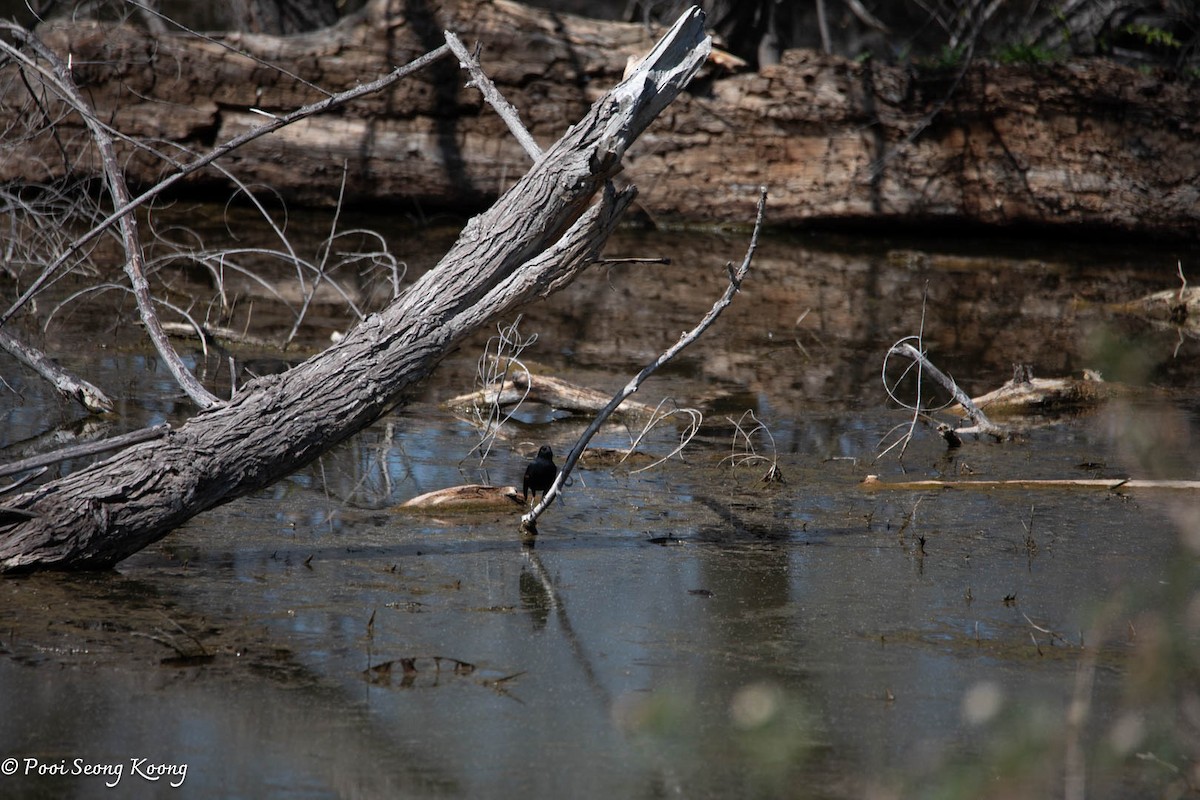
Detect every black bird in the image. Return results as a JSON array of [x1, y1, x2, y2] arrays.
[[523, 445, 558, 503]]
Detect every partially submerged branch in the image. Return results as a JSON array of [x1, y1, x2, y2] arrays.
[[447, 370, 659, 420], [887, 341, 1005, 438], [0, 327, 113, 414], [862, 475, 1200, 491]]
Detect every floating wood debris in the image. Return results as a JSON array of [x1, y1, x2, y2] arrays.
[[1107, 284, 1200, 329], [446, 370, 657, 418], [953, 366, 1115, 417], [398, 484, 525, 512], [861, 475, 1200, 491]]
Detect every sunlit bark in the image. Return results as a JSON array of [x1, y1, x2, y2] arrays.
[[0, 8, 711, 571]]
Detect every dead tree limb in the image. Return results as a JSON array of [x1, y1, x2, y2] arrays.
[[0, 424, 170, 480], [7, 28, 220, 409], [444, 30, 542, 161], [0, 7, 712, 572], [0, 22, 451, 328], [521, 186, 767, 536], [0, 327, 113, 414], [886, 341, 1007, 439]]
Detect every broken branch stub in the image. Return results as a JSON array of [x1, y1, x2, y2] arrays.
[[0, 8, 712, 572]]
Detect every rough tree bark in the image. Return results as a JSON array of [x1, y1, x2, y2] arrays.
[[0, 8, 712, 572], [1, 0, 1195, 236]]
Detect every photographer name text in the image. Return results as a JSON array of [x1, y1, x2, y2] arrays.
[[2, 756, 187, 788]]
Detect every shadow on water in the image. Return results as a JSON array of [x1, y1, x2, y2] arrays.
[[1, 214, 1199, 797]]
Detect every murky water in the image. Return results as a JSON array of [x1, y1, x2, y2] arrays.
[[1, 212, 1198, 798]]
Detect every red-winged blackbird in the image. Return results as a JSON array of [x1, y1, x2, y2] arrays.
[[523, 445, 558, 503]]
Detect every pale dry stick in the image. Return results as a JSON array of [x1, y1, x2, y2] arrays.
[[878, 287, 931, 462], [623, 399, 704, 474], [11, 31, 220, 408], [466, 317, 537, 465], [521, 186, 769, 535], [886, 341, 1006, 438], [1021, 611, 1069, 647], [0, 33, 453, 326], [444, 30, 542, 161]]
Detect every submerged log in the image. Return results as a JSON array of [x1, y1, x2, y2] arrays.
[[446, 371, 658, 418], [2, 0, 1197, 236], [953, 367, 1115, 417], [0, 8, 712, 571]]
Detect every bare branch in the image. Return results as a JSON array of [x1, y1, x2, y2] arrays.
[[0, 327, 113, 413], [0, 424, 170, 480], [521, 185, 767, 535], [7, 28, 220, 409], [886, 341, 1006, 438], [444, 31, 542, 162], [0, 30, 451, 327]]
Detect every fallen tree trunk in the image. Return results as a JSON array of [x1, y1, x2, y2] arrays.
[[2, 0, 1196, 236], [0, 8, 712, 571]]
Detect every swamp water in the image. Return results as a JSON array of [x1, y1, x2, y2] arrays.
[[1, 216, 1198, 799]]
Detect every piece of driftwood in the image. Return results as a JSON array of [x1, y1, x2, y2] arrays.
[[160, 321, 284, 351], [0, 8, 712, 571], [862, 475, 1200, 491], [1109, 283, 1200, 332], [954, 368, 1114, 417], [398, 484, 524, 512], [446, 371, 658, 418]]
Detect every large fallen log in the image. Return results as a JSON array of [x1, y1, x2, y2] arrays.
[[0, 8, 712, 571], [2, 0, 1196, 236]]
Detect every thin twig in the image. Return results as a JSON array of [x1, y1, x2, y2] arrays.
[[0, 32, 451, 327], [444, 31, 542, 162], [521, 186, 768, 534], [9, 29, 219, 407], [0, 424, 171, 479]]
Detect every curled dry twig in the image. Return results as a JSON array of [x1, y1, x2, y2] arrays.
[[721, 409, 783, 483], [624, 398, 704, 474], [879, 290, 1006, 462], [466, 316, 538, 466], [521, 186, 769, 535]]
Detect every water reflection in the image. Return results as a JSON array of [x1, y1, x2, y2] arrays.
[[1, 221, 1196, 797]]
